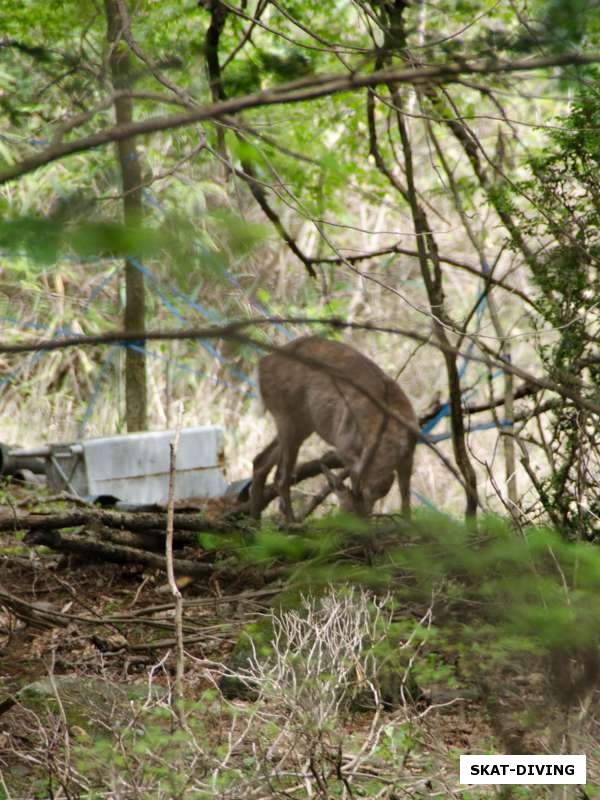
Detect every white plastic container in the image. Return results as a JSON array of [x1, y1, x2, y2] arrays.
[[47, 426, 228, 504]]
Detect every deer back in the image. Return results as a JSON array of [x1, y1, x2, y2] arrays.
[[259, 336, 417, 466]]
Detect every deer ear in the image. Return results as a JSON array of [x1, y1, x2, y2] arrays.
[[320, 462, 355, 510]]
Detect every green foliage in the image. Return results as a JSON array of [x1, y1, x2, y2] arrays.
[[243, 521, 344, 563], [222, 58, 262, 96], [258, 47, 314, 82], [245, 510, 600, 726], [0, 216, 63, 264], [209, 209, 268, 256], [528, 0, 600, 50], [0, 209, 266, 277], [69, 698, 227, 797], [7, 516, 600, 793], [2, 0, 599, 532], [385, 512, 600, 716], [514, 75, 600, 536]]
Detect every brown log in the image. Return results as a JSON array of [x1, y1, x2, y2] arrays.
[[24, 527, 219, 577], [98, 525, 165, 551], [0, 508, 229, 535], [23, 527, 288, 582]]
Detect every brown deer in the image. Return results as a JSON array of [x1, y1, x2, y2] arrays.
[[249, 336, 419, 522]]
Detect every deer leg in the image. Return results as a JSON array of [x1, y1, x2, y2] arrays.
[[398, 448, 414, 521], [250, 437, 280, 519], [275, 434, 303, 525]]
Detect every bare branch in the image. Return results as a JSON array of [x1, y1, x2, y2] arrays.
[[1, 316, 598, 418], [307, 243, 538, 312], [221, 0, 268, 70], [2, 51, 600, 184]]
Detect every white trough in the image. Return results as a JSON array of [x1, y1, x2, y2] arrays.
[[44, 426, 228, 505]]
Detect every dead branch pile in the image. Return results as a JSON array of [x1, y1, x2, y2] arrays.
[[0, 451, 347, 578], [0, 507, 234, 575]]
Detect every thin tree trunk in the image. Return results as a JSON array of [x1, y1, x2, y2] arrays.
[[424, 118, 516, 516], [202, 0, 317, 278], [105, 0, 147, 431], [367, 0, 479, 516], [487, 298, 518, 509], [166, 403, 185, 727]]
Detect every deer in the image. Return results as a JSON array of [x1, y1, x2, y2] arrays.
[[249, 336, 419, 523]]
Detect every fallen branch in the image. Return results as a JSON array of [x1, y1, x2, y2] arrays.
[[22, 524, 291, 583], [0, 508, 231, 535], [0, 453, 348, 535], [99, 525, 166, 551], [2, 317, 594, 417], [0, 586, 69, 629], [24, 527, 221, 577]]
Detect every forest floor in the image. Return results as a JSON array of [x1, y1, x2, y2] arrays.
[[0, 553, 493, 797], [0, 482, 596, 798]]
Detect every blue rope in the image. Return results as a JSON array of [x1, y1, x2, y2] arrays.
[[420, 402, 450, 435], [126, 340, 255, 396], [84, 267, 119, 311], [412, 490, 440, 511], [78, 337, 256, 435], [128, 257, 258, 391], [2, 151, 508, 440], [222, 266, 294, 342], [422, 254, 499, 438], [424, 418, 512, 444], [77, 346, 120, 437], [0, 316, 72, 386], [139, 185, 295, 341], [130, 258, 221, 322]]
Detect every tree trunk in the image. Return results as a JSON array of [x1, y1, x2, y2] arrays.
[[105, 0, 147, 431]]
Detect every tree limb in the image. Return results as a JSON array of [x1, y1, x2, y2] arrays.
[[2, 51, 600, 185]]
